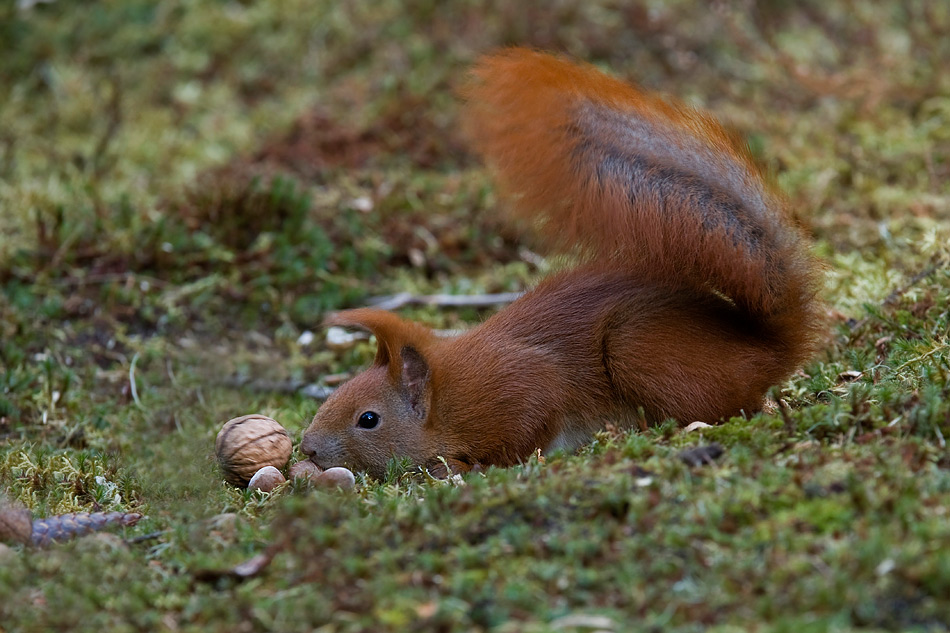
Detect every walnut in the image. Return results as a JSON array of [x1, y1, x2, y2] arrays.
[[215, 414, 292, 487]]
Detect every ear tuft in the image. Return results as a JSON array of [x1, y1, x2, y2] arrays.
[[325, 308, 432, 369]]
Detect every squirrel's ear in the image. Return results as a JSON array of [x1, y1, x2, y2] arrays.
[[325, 309, 413, 368], [399, 345, 431, 420], [325, 309, 435, 379]]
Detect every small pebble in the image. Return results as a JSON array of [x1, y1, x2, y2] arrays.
[[0, 542, 15, 560], [325, 327, 368, 351], [74, 532, 128, 553], [677, 443, 724, 467], [247, 466, 286, 493], [207, 513, 239, 544]]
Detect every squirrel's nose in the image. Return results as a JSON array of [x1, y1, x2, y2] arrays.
[[299, 433, 316, 457], [299, 427, 344, 470]]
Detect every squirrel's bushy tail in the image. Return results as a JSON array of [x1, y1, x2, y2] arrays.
[[462, 48, 822, 366]]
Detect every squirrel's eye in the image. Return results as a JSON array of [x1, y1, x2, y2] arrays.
[[357, 411, 380, 429]]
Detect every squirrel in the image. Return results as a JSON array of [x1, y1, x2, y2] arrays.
[[300, 48, 823, 479]]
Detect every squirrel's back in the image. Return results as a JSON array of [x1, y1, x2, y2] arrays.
[[461, 48, 823, 374]]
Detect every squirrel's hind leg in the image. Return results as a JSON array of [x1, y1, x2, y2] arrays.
[[602, 296, 780, 424]]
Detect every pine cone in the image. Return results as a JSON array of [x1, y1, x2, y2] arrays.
[[30, 512, 143, 547]]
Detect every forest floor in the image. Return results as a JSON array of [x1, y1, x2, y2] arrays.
[[1, 1, 949, 631]]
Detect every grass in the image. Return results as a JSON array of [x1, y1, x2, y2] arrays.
[[1, 0, 949, 631]]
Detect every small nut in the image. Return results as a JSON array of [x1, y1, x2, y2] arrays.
[[247, 466, 286, 493], [288, 460, 324, 482], [207, 513, 239, 543], [315, 467, 356, 490], [215, 414, 292, 487]]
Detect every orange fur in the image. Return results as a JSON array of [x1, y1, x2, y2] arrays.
[[300, 49, 824, 479]]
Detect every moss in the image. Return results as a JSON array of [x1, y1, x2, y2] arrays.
[[2, 0, 950, 631]]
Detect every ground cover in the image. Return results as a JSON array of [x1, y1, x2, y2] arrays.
[[1, 2, 949, 631]]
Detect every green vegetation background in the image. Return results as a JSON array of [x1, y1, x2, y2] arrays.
[[1, 1, 949, 631]]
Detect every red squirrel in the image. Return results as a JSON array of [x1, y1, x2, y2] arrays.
[[300, 48, 823, 478]]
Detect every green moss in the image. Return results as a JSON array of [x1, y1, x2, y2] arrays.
[[2, 0, 950, 631]]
